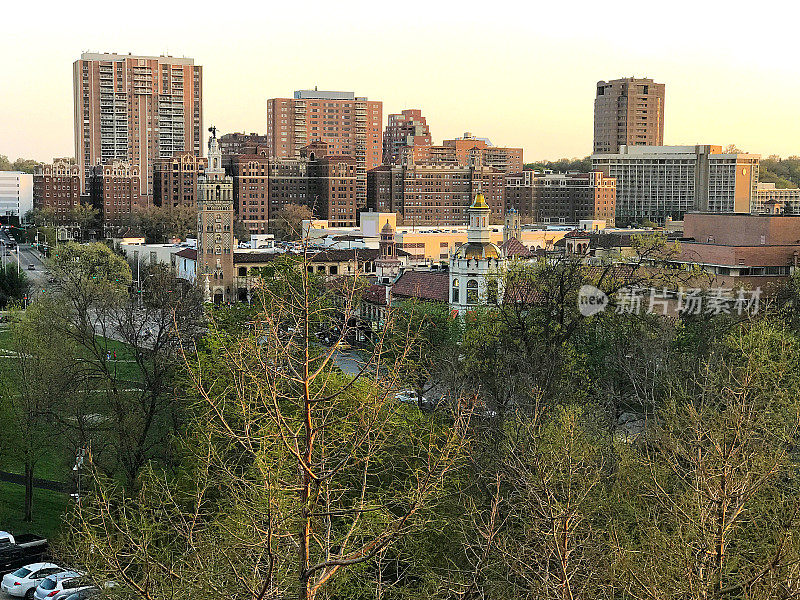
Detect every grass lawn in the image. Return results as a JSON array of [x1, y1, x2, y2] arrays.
[[0, 481, 69, 539], [0, 323, 146, 541]]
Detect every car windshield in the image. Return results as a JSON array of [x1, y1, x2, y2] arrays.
[[12, 567, 32, 577], [40, 578, 57, 590]]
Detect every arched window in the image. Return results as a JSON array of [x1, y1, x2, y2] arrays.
[[452, 278, 459, 303], [466, 279, 478, 305]]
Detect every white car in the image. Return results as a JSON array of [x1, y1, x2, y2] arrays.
[[395, 389, 427, 405], [1, 563, 63, 599], [33, 571, 87, 600]]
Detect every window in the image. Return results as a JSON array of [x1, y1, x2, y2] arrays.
[[466, 279, 478, 304], [452, 278, 459, 303]]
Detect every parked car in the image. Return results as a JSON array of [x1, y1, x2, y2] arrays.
[[61, 587, 101, 600], [394, 389, 428, 405], [27, 264, 36, 270], [32, 571, 84, 600], [0, 533, 49, 576], [1, 563, 62, 598]]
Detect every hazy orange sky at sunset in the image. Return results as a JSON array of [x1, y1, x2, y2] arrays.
[[3, 0, 799, 162]]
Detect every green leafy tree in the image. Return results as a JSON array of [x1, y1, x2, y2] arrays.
[[0, 263, 29, 308]]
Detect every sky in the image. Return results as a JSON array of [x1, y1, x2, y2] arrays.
[[3, 0, 800, 163]]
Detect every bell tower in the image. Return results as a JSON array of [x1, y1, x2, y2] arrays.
[[197, 126, 235, 304]]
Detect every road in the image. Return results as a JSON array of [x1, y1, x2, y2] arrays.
[[0, 229, 47, 287]]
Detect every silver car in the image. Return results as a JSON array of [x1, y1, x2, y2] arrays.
[[32, 571, 84, 600]]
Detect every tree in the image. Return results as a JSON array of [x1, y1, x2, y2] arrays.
[[621, 321, 800, 598], [65, 255, 467, 600], [0, 263, 29, 308], [0, 302, 77, 521], [233, 219, 251, 243], [130, 205, 197, 243], [70, 202, 100, 240], [385, 299, 461, 410], [272, 203, 313, 241]]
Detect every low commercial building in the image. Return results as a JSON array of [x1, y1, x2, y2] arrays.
[[505, 170, 616, 225], [753, 183, 800, 214], [0, 171, 33, 222], [671, 211, 800, 293], [592, 145, 760, 224]]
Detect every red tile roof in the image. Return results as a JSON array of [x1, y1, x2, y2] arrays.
[[391, 271, 450, 303], [175, 248, 197, 260], [500, 237, 534, 258]]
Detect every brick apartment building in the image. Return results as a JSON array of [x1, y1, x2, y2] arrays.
[[33, 159, 84, 224], [368, 163, 505, 226], [594, 77, 665, 154], [504, 171, 616, 224], [73, 52, 203, 200], [383, 109, 431, 165], [153, 151, 208, 209], [87, 161, 144, 229], [218, 132, 269, 156], [399, 133, 523, 173], [266, 90, 382, 213], [231, 142, 358, 234]]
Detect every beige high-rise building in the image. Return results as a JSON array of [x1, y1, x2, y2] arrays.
[[266, 90, 382, 212], [73, 52, 203, 200], [593, 77, 664, 154]]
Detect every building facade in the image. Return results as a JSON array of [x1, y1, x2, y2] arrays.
[[592, 145, 759, 224], [0, 172, 33, 222], [504, 170, 616, 225], [218, 132, 269, 156], [266, 90, 382, 212], [197, 133, 235, 303], [152, 151, 208, 209], [73, 52, 203, 198], [753, 183, 800, 214], [87, 161, 143, 230], [441, 133, 523, 173], [594, 77, 665, 154], [383, 109, 431, 165], [368, 163, 505, 226], [33, 160, 82, 224], [449, 194, 506, 314]]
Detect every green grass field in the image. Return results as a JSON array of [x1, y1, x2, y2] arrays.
[[0, 482, 69, 538], [0, 323, 145, 540]]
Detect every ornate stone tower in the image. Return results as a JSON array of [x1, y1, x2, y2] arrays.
[[197, 127, 235, 304], [375, 221, 402, 283], [504, 207, 521, 243], [449, 193, 506, 315]]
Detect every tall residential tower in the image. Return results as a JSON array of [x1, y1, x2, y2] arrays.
[[593, 77, 664, 154], [73, 52, 203, 199]]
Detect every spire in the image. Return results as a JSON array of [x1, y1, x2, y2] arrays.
[[467, 194, 491, 244]]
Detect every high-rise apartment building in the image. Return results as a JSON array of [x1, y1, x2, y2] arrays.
[[266, 90, 382, 212], [73, 52, 203, 199], [33, 160, 83, 224], [594, 77, 665, 154], [592, 145, 760, 224], [504, 171, 616, 225], [441, 133, 523, 173], [383, 109, 431, 165], [153, 152, 208, 209], [0, 172, 33, 222], [368, 163, 505, 226]]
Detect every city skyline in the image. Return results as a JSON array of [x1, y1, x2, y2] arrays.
[[3, 0, 800, 163]]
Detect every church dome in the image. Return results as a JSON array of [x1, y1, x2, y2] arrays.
[[471, 193, 490, 210], [454, 241, 502, 260], [381, 221, 394, 233]]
